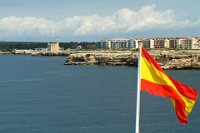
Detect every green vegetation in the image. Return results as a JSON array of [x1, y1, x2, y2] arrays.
[[0, 42, 47, 51], [60, 42, 99, 49], [0, 41, 100, 51]]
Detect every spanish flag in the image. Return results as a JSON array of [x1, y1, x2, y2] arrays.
[[140, 48, 198, 124]]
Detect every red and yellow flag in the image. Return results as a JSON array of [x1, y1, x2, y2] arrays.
[[140, 48, 198, 124]]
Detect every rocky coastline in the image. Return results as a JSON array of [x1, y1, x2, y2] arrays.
[[64, 50, 200, 69], [31, 51, 70, 56], [0, 50, 70, 56]]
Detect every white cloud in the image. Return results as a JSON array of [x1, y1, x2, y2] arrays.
[[0, 4, 200, 39], [0, 16, 58, 35]]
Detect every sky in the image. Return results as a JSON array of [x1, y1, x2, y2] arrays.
[[0, 0, 200, 42]]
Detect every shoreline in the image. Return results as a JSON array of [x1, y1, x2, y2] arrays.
[[0, 50, 70, 56], [1, 49, 200, 70], [64, 49, 200, 70]]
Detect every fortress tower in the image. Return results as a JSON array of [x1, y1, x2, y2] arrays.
[[48, 42, 60, 53]]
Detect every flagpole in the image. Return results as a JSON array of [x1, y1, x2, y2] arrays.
[[135, 44, 142, 133]]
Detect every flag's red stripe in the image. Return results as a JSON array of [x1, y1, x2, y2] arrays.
[[169, 77, 198, 101], [174, 99, 187, 124], [141, 79, 182, 100], [141, 79, 187, 124]]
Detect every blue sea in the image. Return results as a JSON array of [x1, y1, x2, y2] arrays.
[[0, 55, 199, 133]]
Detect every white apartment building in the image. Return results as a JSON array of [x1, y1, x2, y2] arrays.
[[100, 38, 130, 49], [100, 37, 200, 49], [176, 38, 192, 49], [168, 38, 178, 49], [191, 37, 200, 49], [150, 38, 166, 49]]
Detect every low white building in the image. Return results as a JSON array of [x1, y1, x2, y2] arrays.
[[34, 48, 48, 52]]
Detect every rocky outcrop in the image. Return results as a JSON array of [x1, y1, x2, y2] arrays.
[[32, 51, 70, 56], [0, 51, 12, 54], [65, 53, 137, 66], [64, 50, 200, 69], [159, 54, 200, 69], [11, 49, 71, 56]]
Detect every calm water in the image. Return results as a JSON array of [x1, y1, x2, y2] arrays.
[[0, 55, 199, 133]]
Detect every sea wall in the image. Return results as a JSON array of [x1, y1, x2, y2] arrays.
[[64, 50, 200, 69]]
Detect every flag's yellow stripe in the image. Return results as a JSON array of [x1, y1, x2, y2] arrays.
[[182, 95, 195, 115], [141, 57, 174, 86]]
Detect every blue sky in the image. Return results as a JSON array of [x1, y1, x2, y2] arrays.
[[0, 0, 200, 41]]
